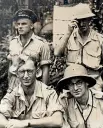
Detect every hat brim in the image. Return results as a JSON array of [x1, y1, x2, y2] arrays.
[[57, 75, 96, 90], [76, 13, 95, 19]]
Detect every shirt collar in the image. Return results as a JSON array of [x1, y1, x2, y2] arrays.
[[74, 90, 97, 109], [34, 80, 44, 98], [88, 29, 99, 41], [17, 33, 35, 47], [16, 80, 44, 101], [73, 28, 98, 42], [30, 33, 36, 40]]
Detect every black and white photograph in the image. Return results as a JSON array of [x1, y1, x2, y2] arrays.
[[0, 0, 103, 128]]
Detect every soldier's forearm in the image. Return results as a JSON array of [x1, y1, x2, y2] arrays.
[[0, 113, 9, 128], [23, 112, 63, 128], [54, 32, 71, 56]]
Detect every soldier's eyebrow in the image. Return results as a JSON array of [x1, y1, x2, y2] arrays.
[[21, 22, 27, 25], [17, 22, 27, 25]]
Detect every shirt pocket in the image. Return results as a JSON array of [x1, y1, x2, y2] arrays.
[[32, 110, 47, 119], [32, 99, 47, 119], [83, 41, 101, 69], [12, 101, 25, 119], [23, 49, 40, 60]]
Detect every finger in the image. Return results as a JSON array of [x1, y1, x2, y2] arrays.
[[71, 21, 78, 28], [72, 19, 78, 23], [68, 20, 78, 28], [6, 120, 14, 128], [6, 124, 14, 128]]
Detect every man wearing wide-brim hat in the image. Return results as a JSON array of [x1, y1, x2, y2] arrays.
[[7, 9, 51, 91], [57, 64, 103, 128], [54, 3, 103, 92]]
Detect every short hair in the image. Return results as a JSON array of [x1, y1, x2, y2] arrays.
[[17, 57, 37, 71]]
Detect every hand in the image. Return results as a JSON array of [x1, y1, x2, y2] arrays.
[[67, 20, 78, 33], [5, 119, 27, 128]]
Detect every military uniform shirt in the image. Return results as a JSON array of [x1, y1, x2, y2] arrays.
[[0, 80, 62, 120], [8, 33, 51, 65], [57, 28, 103, 70], [59, 90, 103, 128]]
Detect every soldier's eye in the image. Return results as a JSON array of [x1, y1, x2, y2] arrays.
[[18, 70, 25, 74], [22, 23, 27, 25], [17, 23, 20, 25]]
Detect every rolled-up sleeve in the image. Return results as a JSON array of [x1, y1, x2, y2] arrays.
[[0, 92, 15, 118], [40, 42, 51, 66]]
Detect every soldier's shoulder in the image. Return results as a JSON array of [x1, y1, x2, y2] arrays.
[[91, 30, 103, 43], [96, 32, 103, 38], [7, 86, 19, 94], [9, 36, 19, 47], [33, 34, 47, 43], [11, 35, 19, 40], [10, 36, 19, 43], [92, 29, 103, 39], [92, 89, 103, 99], [39, 82, 56, 96]]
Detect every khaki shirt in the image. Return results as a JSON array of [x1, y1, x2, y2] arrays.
[[59, 90, 103, 128], [0, 80, 62, 120], [65, 29, 103, 70], [8, 33, 51, 74]]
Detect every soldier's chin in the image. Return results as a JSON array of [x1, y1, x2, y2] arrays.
[[80, 27, 87, 32], [22, 82, 31, 87], [19, 32, 25, 35], [18, 31, 25, 35], [72, 92, 82, 98]]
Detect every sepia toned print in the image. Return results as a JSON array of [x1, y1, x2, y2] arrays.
[[0, 0, 103, 128]]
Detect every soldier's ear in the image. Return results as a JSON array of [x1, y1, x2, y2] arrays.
[[30, 23, 34, 30], [86, 82, 89, 87]]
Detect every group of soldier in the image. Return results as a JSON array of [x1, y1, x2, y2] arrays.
[[0, 2, 103, 128]]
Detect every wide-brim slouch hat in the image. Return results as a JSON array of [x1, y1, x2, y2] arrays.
[[69, 3, 95, 20], [57, 64, 96, 90]]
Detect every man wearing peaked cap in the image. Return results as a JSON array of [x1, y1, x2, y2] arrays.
[[58, 64, 103, 128], [54, 3, 103, 92], [13, 9, 37, 23], [7, 9, 51, 91]]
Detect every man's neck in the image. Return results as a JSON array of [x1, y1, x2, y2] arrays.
[[20, 31, 33, 47], [76, 90, 89, 109]]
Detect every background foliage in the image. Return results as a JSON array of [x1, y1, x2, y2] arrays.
[[0, 0, 103, 93]]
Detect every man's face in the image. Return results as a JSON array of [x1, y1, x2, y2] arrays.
[[68, 77, 88, 98], [17, 18, 34, 35], [77, 18, 90, 33], [18, 61, 36, 87]]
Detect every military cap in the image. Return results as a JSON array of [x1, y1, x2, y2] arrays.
[[57, 64, 96, 90], [72, 3, 95, 20], [13, 9, 37, 23]]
